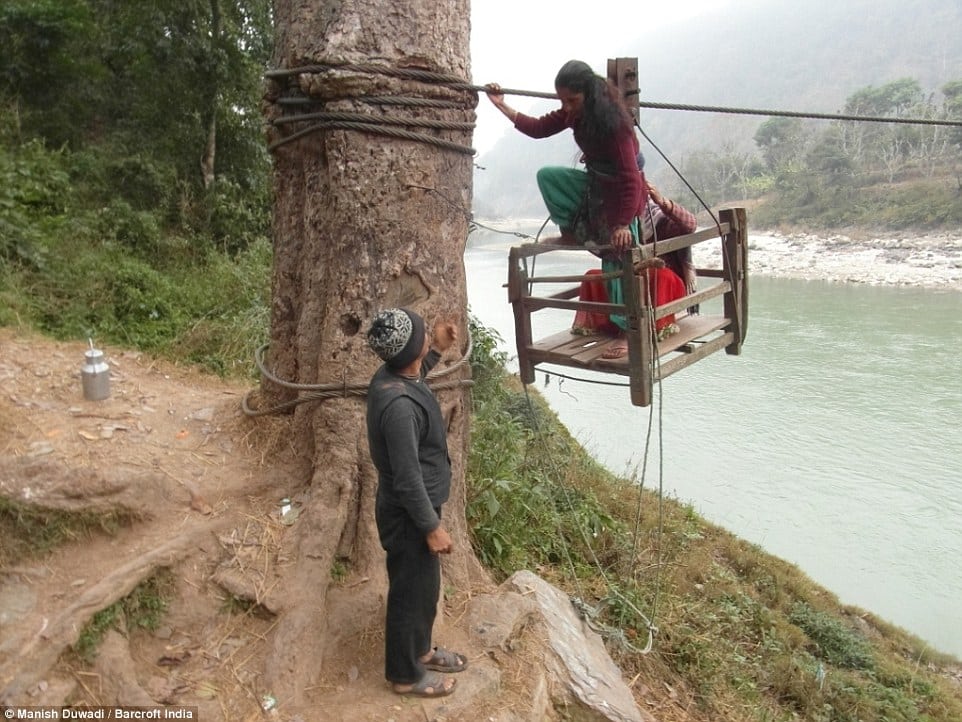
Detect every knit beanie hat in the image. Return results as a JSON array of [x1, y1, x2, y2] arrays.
[[367, 308, 426, 369]]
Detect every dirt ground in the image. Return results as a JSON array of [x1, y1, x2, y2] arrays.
[[0, 326, 287, 715], [0, 327, 464, 721], [2, 327, 696, 722]]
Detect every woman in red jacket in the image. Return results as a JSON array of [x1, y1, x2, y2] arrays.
[[486, 59, 647, 358]]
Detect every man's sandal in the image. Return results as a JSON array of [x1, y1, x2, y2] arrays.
[[422, 646, 468, 673], [394, 671, 457, 698]]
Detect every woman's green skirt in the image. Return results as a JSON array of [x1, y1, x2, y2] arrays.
[[536, 166, 639, 331]]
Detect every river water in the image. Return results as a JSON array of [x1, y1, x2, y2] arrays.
[[464, 224, 962, 658]]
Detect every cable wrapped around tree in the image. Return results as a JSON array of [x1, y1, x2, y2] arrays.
[[241, 337, 474, 417]]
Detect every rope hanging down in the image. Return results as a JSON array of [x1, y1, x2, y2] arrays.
[[519, 375, 663, 656], [514, 250, 673, 656], [241, 337, 474, 418]]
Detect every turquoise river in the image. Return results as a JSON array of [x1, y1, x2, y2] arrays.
[[464, 225, 962, 658]]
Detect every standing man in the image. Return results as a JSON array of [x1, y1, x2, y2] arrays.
[[365, 308, 468, 698]]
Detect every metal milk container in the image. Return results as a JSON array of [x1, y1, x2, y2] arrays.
[[81, 343, 111, 401]]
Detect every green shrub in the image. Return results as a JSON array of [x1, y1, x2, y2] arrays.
[[790, 602, 874, 670], [0, 138, 71, 263], [201, 178, 272, 255], [468, 312, 508, 397], [465, 328, 622, 576]]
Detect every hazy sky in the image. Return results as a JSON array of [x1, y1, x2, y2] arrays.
[[469, 0, 733, 153]]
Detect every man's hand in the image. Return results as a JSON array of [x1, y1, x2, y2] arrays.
[[432, 321, 458, 353], [426, 525, 453, 555]]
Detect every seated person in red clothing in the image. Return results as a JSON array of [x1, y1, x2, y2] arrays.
[[572, 265, 686, 341], [573, 185, 698, 342]]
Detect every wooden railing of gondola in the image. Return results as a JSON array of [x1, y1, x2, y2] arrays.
[[507, 207, 748, 407]]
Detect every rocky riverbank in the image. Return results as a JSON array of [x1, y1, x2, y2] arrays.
[[478, 219, 962, 290], [695, 230, 962, 289]]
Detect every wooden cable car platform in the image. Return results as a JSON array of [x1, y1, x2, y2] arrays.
[[507, 207, 748, 406]]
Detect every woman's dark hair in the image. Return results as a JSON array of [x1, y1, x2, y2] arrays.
[[554, 59, 632, 139]]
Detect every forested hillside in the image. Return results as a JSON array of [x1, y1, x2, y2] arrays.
[[473, 0, 962, 227], [0, 0, 273, 371]]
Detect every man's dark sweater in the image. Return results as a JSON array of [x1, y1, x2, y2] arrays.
[[366, 350, 451, 535]]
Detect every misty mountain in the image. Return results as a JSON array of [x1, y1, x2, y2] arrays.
[[472, 0, 962, 219]]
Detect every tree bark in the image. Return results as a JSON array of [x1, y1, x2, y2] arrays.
[[261, 0, 484, 705], [200, 0, 220, 189]]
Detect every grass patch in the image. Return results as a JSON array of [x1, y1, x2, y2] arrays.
[[330, 559, 348, 583], [73, 571, 173, 662], [0, 497, 139, 567]]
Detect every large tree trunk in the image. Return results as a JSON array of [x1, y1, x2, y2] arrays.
[[260, 0, 484, 706]]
